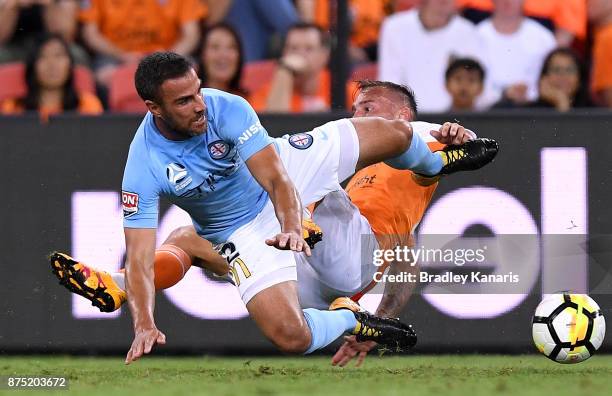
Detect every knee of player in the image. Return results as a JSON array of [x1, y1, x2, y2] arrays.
[[270, 322, 311, 354], [165, 226, 195, 245], [390, 119, 413, 150]]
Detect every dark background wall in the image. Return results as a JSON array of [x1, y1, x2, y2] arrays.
[[0, 112, 611, 354]]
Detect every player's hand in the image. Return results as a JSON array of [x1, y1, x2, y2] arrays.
[[331, 335, 377, 367], [430, 122, 474, 145], [125, 327, 166, 365], [265, 232, 312, 256]]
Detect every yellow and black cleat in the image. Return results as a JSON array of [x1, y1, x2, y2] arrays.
[[330, 297, 417, 351], [302, 217, 323, 249], [437, 138, 499, 175], [49, 252, 126, 313]]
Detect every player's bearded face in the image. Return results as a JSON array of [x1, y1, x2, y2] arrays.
[[158, 70, 208, 137], [161, 107, 207, 137]]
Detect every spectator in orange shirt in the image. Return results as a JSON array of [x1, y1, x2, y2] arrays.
[[589, 0, 612, 108], [80, 0, 206, 86], [1, 33, 103, 120], [296, 0, 389, 63], [249, 23, 357, 113], [196, 23, 248, 99]]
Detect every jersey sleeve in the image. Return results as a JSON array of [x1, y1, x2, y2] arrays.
[[121, 147, 160, 228], [216, 93, 273, 161]]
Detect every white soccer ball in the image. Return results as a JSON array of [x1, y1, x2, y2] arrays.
[[532, 293, 606, 364]]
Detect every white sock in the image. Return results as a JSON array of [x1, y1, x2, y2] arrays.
[[111, 272, 126, 290]]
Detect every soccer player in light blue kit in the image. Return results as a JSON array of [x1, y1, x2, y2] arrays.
[[88, 53, 496, 363]]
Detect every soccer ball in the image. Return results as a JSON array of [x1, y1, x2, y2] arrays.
[[532, 293, 606, 363]]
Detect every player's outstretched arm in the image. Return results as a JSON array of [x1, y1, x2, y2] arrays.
[[245, 145, 311, 256], [124, 228, 166, 365]]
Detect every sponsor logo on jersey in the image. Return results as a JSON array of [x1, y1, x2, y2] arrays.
[[166, 163, 193, 192], [122, 191, 139, 218], [208, 140, 230, 160], [237, 121, 264, 145], [288, 133, 314, 150]]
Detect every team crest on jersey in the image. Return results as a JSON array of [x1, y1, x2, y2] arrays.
[[288, 133, 313, 150], [122, 191, 138, 218], [208, 140, 230, 160], [166, 163, 193, 192]]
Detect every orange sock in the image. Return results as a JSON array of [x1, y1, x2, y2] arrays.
[[153, 244, 192, 289], [118, 244, 192, 290]]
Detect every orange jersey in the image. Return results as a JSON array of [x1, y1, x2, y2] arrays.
[[310, 0, 389, 47], [79, 0, 207, 53], [346, 135, 445, 244], [592, 24, 612, 92]]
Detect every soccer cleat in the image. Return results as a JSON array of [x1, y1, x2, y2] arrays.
[[302, 217, 323, 249], [437, 138, 499, 175], [329, 296, 364, 313], [329, 297, 417, 351], [49, 252, 126, 312]]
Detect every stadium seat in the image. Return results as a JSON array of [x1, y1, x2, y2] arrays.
[[108, 63, 147, 113], [241, 60, 277, 94], [394, 0, 420, 12], [0, 62, 96, 102], [0, 63, 26, 102], [350, 62, 378, 82], [74, 66, 96, 95]]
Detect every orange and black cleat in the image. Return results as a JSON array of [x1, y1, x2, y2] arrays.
[[49, 252, 126, 312]]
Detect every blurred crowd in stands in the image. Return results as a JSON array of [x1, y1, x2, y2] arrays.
[[0, 0, 610, 119]]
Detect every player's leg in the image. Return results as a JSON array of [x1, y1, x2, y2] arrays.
[[50, 217, 325, 313], [226, 202, 416, 354], [349, 117, 498, 177], [275, 119, 497, 210], [49, 225, 229, 312], [161, 226, 229, 276], [297, 190, 379, 309], [246, 280, 359, 353]]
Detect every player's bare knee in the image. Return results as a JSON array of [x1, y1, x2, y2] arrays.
[[164, 226, 195, 245], [389, 119, 413, 153], [270, 322, 311, 354]]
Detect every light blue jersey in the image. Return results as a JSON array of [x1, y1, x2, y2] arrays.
[[121, 88, 273, 244]]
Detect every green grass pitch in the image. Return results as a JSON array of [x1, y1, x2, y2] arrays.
[[1, 355, 611, 396]]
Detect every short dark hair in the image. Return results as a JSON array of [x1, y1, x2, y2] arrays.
[[285, 22, 331, 48], [135, 52, 194, 102], [445, 58, 485, 82], [356, 80, 418, 116]]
